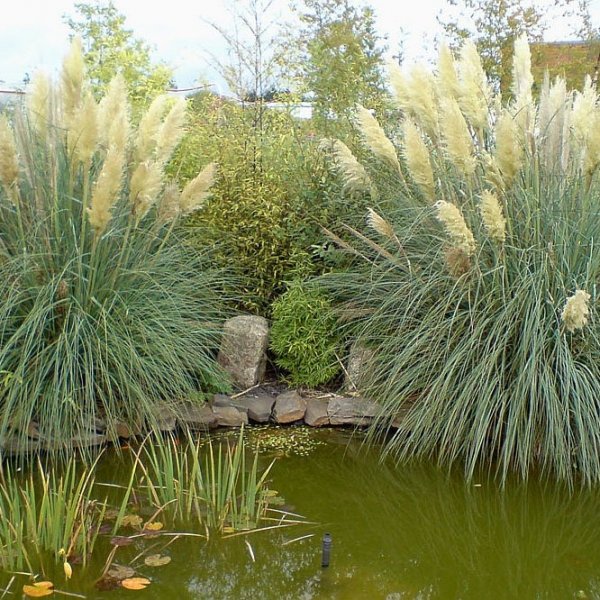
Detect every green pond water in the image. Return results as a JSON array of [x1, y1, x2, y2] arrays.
[[6, 427, 600, 599]]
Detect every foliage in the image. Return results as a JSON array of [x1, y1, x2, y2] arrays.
[[0, 40, 230, 454], [136, 429, 282, 534], [270, 280, 341, 387], [437, 0, 585, 94], [64, 1, 172, 108], [171, 94, 361, 315], [320, 38, 600, 485], [289, 0, 389, 135]]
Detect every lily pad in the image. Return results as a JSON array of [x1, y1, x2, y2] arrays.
[[144, 554, 171, 567], [23, 582, 54, 597], [121, 577, 151, 590], [108, 564, 135, 580]]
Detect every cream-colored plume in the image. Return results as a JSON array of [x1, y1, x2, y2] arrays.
[[158, 182, 182, 223], [435, 200, 476, 256], [61, 37, 85, 122], [27, 71, 51, 138], [388, 60, 410, 112], [319, 138, 373, 195], [537, 76, 571, 171], [402, 119, 435, 201], [440, 98, 476, 176], [130, 161, 164, 219], [408, 66, 439, 139], [511, 34, 534, 135], [572, 77, 600, 177], [98, 75, 130, 154], [437, 44, 460, 101], [356, 106, 402, 174], [0, 115, 20, 195], [135, 95, 169, 163], [494, 110, 522, 185], [155, 98, 187, 166], [367, 207, 395, 239], [457, 40, 489, 131], [88, 147, 125, 236], [67, 92, 98, 168], [561, 289, 591, 333], [179, 162, 217, 216], [479, 190, 506, 243]]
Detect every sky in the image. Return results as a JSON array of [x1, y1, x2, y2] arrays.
[[0, 0, 599, 93]]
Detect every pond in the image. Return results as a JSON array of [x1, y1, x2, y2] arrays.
[[4, 427, 600, 599]]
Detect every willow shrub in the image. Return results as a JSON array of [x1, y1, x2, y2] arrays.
[[320, 37, 600, 485], [0, 39, 231, 453]]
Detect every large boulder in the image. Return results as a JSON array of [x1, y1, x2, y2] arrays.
[[273, 390, 306, 424], [218, 316, 269, 389], [327, 396, 379, 426], [344, 342, 376, 393]]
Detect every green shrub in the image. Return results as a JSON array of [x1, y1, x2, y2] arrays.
[[320, 38, 600, 485], [0, 40, 230, 453], [169, 94, 368, 315], [270, 280, 341, 387]]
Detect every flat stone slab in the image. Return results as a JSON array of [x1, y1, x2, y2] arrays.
[[273, 390, 306, 424], [230, 394, 274, 423], [304, 398, 330, 427], [213, 405, 248, 427], [178, 404, 219, 430], [327, 396, 379, 426], [218, 315, 269, 389]]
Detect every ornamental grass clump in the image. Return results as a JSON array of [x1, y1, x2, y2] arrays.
[[0, 39, 230, 454], [321, 35, 600, 485]]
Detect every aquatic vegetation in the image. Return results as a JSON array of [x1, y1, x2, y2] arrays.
[[320, 36, 600, 485], [0, 39, 231, 453]]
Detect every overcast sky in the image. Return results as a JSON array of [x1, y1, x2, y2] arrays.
[[1, 0, 598, 93]]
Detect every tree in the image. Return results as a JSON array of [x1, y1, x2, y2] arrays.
[[438, 0, 583, 94], [64, 1, 172, 108], [289, 0, 389, 132]]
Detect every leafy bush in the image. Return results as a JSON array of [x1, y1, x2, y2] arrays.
[[320, 38, 600, 485], [0, 39, 230, 453], [169, 93, 368, 315], [270, 280, 341, 387]]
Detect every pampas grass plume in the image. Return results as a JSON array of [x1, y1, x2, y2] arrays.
[[155, 97, 187, 166], [158, 182, 181, 223], [457, 40, 489, 131], [88, 147, 124, 235], [356, 105, 401, 174], [388, 60, 410, 111], [494, 110, 522, 185], [440, 98, 476, 176], [511, 34, 534, 135], [437, 44, 460, 100], [561, 290, 591, 333], [408, 65, 439, 139], [61, 37, 85, 121], [320, 138, 373, 194], [98, 75, 130, 154], [179, 162, 218, 215], [27, 71, 51, 138], [367, 207, 395, 239], [68, 92, 98, 168], [436, 200, 476, 256], [402, 119, 434, 201], [479, 189, 506, 243], [130, 161, 164, 218], [135, 94, 169, 163], [0, 115, 20, 194]]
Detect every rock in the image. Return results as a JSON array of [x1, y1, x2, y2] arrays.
[[114, 421, 143, 439], [218, 315, 269, 389], [273, 391, 306, 424], [344, 342, 376, 393], [243, 394, 275, 423], [213, 405, 248, 427], [304, 398, 330, 427], [327, 396, 379, 426], [211, 394, 233, 408], [178, 404, 219, 430], [150, 402, 177, 432], [71, 432, 106, 448]]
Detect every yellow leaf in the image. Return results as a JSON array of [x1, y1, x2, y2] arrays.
[[144, 554, 171, 567], [121, 577, 151, 590], [222, 526, 235, 534], [63, 561, 73, 580], [23, 582, 54, 597], [143, 521, 163, 531]]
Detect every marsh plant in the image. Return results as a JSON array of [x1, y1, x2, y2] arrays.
[[0, 39, 230, 452], [321, 37, 600, 485], [136, 429, 279, 535]]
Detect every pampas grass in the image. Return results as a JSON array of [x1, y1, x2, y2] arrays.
[[0, 40, 230, 455], [320, 37, 600, 486]]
